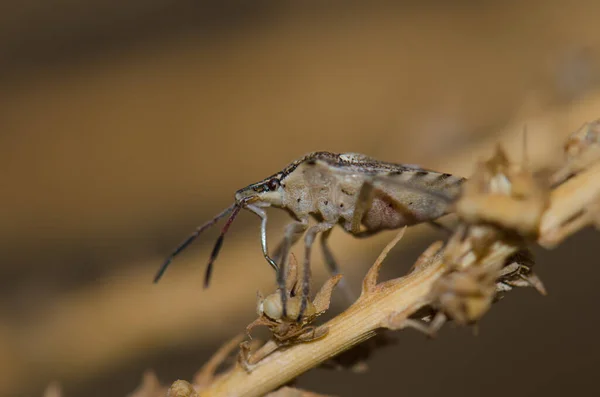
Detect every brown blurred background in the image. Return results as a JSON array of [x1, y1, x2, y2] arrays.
[[2, 1, 600, 396]]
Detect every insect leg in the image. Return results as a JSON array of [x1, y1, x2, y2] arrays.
[[273, 221, 309, 265], [320, 229, 355, 302], [245, 204, 278, 271], [274, 220, 308, 318], [349, 178, 375, 234], [299, 222, 336, 321]]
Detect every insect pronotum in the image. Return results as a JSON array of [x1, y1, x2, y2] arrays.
[[154, 152, 465, 320]]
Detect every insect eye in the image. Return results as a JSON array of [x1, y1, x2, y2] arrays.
[[267, 178, 280, 191]]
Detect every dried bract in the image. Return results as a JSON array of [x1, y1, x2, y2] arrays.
[[428, 248, 544, 331], [538, 122, 600, 247], [552, 119, 600, 184], [431, 265, 498, 326], [540, 159, 600, 247], [496, 250, 546, 295], [128, 371, 165, 397]]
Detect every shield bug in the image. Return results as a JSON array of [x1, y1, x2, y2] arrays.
[[154, 152, 465, 319]]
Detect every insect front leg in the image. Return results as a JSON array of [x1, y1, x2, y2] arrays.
[[299, 222, 336, 321], [245, 204, 278, 271], [273, 220, 309, 265], [273, 219, 309, 318]]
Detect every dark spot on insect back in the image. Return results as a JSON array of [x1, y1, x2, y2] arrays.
[[306, 159, 316, 165], [297, 198, 301, 203], [324, 200, 329, 205], [340, 203, 344, 208], [435, 173, 452, 183], [415, 171, 429, 177]]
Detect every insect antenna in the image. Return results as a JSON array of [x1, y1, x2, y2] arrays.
[[204, 204, 243, 288], [154, 203, 237, 283]]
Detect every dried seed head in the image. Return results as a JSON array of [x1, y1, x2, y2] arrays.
[[431, 266, 498, 325], [167, 380, 197, 397], [259, 293, 284, 320], [455, 146, 549, 238], [259, 293, 317, 322]]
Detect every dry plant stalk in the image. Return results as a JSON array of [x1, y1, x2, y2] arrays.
[[161, 121, 600, 397]]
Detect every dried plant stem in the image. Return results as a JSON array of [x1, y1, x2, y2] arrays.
[[539, 161, 600, 246], [202, 258, 444, 397], [195, 159, 600, 397]]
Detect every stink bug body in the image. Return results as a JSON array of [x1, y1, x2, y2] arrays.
[[155, 152, 465, 319]]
